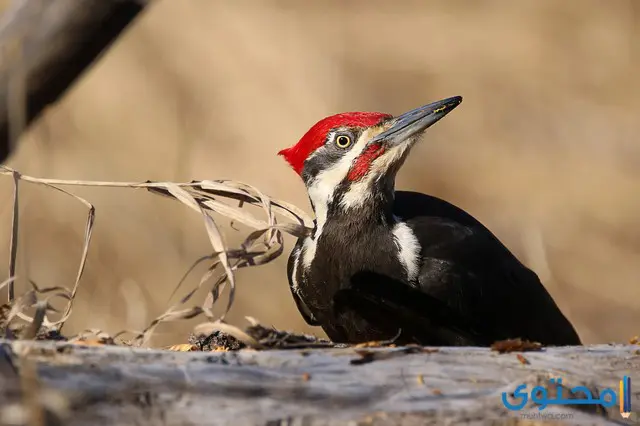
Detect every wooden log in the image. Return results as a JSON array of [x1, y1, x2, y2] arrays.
[[0, 0, 149, 163], [0, 339, 638, 425]]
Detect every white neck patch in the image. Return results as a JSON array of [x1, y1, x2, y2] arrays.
[[391, 218, 421, 283]]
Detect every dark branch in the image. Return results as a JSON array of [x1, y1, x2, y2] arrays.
[[0, 0, 150, 163]]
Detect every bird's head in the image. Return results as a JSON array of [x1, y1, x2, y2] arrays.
[[278, 96, 462, 225]]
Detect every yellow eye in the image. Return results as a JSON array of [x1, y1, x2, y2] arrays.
[[335, 135, 352, 148]]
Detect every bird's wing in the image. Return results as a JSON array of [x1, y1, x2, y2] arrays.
[[405, 216, 582, 346], [390, 191, 580, 345], [333, 270, 490, 346], [286, 240, 321, 326], [335, 217, 580, 346]]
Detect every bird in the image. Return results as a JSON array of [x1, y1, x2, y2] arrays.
[[277, 96, 581, 347]]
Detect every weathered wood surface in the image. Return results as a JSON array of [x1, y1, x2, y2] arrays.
[[0, 340, 638, 425], [0, 0, 149, 162]]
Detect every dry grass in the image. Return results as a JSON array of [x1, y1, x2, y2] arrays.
[[1, 0, 639, 346], [0, 165, 314, 346]]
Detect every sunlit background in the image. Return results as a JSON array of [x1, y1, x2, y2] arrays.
[[1, 0, 638, 346]]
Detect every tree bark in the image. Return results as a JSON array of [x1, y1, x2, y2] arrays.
[[0, 0, 149, 163], [0, 339, 637, 425]]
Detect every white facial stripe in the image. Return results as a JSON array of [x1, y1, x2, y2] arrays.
[[290, 246, 301, 292], [391, 220, 421, 282], [306, 128, 375, 233], [301, 237, 315, 271]]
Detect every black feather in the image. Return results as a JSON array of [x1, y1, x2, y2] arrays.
[[287, 190, 582, 346]]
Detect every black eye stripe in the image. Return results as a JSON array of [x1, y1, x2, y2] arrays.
[[302, 128, 363, 183]]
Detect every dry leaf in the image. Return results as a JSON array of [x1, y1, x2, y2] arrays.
[[166, 344, 196, 352], [491, 338, 543, 354]]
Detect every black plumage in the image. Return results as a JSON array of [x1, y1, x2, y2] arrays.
[[280, 96, 581, 347], [287, 191, 581, 346]]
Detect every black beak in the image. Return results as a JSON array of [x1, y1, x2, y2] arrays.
[[369, 96, 462, 147]]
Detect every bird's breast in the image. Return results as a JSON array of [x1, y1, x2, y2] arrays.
[[293, 221, 413, 313]]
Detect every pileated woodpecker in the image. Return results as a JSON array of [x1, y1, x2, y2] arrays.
[[278, 96, 581, 346]]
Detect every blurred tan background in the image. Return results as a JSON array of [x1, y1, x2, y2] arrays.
[[1, 0, 638, 346]]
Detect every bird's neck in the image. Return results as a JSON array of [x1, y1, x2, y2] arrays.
[[309, 181, 397, 240]]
